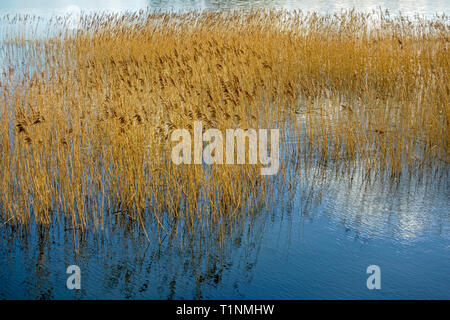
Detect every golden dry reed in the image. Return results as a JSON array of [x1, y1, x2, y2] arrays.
[[0, 9, 448, 233]]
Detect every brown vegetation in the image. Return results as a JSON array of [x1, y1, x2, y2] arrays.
[[0, 10, 448, 233]]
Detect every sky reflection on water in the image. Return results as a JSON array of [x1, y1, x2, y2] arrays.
[[1, 162, 448, 299]]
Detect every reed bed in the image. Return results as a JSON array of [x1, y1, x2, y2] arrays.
[[0, 9, 448, 234]]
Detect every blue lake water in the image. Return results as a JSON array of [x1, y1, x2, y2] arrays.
[[0, 0, 449, 300], [0, 0, 448, 17]]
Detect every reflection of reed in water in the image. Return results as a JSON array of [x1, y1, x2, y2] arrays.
[[0, 156, 447, 299], [0, 190, 272, 299]]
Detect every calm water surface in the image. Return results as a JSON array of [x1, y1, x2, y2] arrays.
[[0, 0, 448, 16], [0, 1, 449, 299]]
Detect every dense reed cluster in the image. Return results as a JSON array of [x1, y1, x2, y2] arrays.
[[0, 10, 448, 234]]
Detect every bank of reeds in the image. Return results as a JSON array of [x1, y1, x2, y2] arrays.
[[0, 10, 448, 232]]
